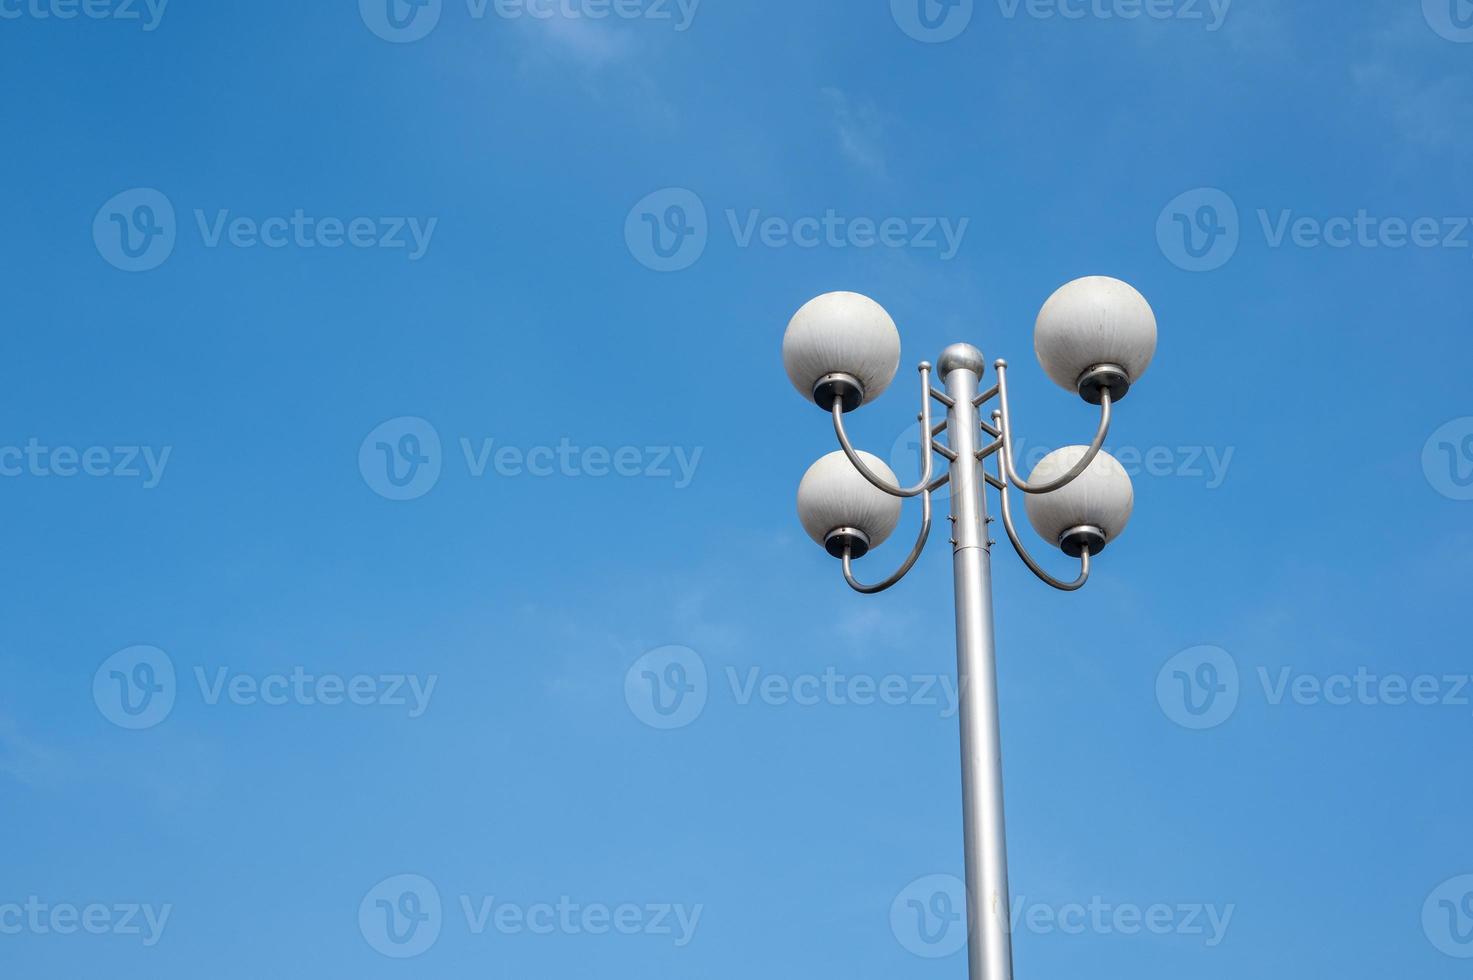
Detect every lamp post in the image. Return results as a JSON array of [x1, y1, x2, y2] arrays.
[[784, 277, 1157, 980]]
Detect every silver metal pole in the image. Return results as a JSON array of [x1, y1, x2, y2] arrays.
[[939, 344, 1014, 980]]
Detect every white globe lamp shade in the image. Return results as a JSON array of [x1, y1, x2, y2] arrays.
[[783, 292, 901, 413], [1022, 447, 1134, 557], [1033, 276, 1157, 404], [797, 451, 904, 558]]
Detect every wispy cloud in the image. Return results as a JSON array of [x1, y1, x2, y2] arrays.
[[821, 87, 890, 178], [1352, 59, 1472, 152], [0, 713, 68, 788], [509, 13, 638, 69], [540, 15, 638, 66], [1351, 15, 1473, 153]]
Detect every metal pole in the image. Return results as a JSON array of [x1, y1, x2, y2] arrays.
[[940, 344, 1014, 980]]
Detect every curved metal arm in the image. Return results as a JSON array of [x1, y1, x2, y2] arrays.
[[832, 363, 935, 498], [841, 490, 932, 595], [992, 451, 1091, 592], [994, 360, 1111, 495]]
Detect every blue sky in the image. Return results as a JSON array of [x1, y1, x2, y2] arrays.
[[2, 0, 1472, 976]]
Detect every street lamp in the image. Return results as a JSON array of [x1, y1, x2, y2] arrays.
[[783, 277, 1157, 980]]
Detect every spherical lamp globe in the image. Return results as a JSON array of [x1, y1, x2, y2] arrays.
[[783, 292, 901, 412], [1034, 276, 1157, 404], [797, 450, 904, 558], [1022, 447, 1135, 557]]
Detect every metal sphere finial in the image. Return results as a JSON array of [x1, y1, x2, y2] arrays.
[[939, 343, 986, 379]]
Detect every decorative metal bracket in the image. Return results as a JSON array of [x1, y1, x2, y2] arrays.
[[840, 490, 932, 595], [832, 363, 935, 498], [825, 354, 1112, 595], [993, 360, 1112, 495]]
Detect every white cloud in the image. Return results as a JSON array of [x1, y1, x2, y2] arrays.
[[1351, 15, 1473, 153], [821, 87, 890, 178], [510, 13, 638, 69], [1352, 59, 1472, 153], [541, 15, 637, 66]]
